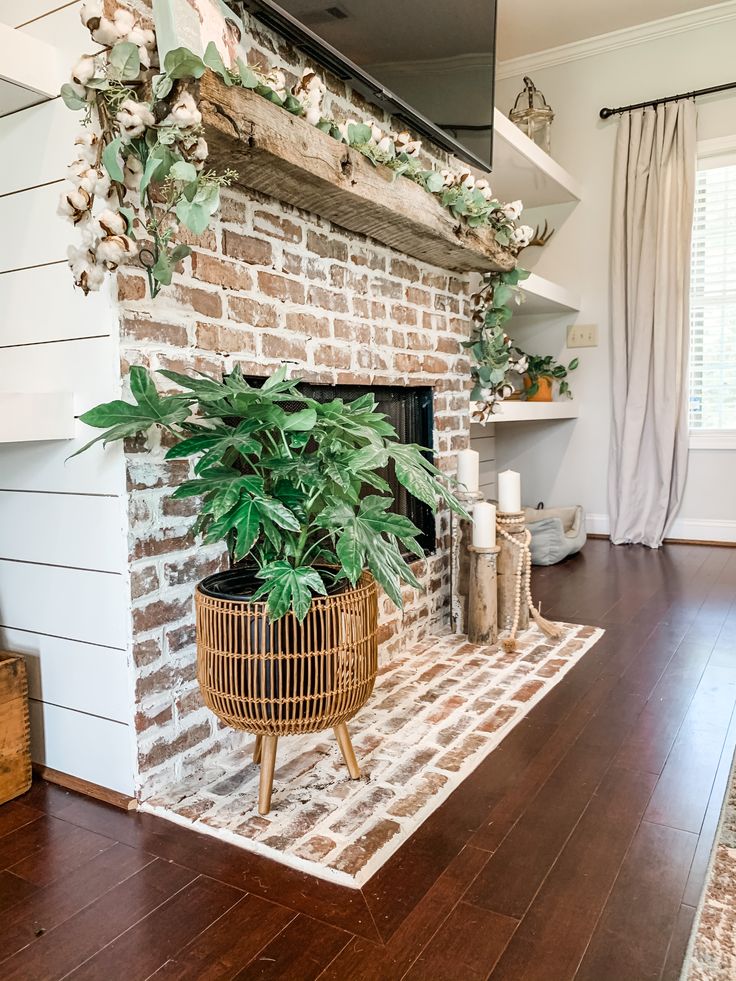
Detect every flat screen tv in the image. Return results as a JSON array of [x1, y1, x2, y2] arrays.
[[239, 0, 497, 172]]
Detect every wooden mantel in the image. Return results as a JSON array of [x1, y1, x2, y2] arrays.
[[200, 72, 516, 274]]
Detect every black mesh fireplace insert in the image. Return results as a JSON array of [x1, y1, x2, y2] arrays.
[[248, 378, 436, 555]]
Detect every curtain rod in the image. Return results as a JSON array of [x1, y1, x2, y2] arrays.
[[600, 80, 736, 118]]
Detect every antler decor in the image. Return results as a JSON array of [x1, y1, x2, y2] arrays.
[[519, 219, 555, 251]]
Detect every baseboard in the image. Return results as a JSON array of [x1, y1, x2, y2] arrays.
[[585, 513, 736, 545], [32, 763, 138, 811]]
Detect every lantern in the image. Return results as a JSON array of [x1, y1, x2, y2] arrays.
[[510, 76, 554, 155]]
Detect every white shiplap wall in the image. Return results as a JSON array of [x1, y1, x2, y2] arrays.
[[470, 422, 497, 502], [0, 3, 135, 794]]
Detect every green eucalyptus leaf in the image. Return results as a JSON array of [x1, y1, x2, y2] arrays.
[[151, 73, 173, 100], [235, 58, 259, 88], [170, 160, 198, 184], [139, 144, 178, 198], [175, 182, 220, 235], [109, 41, 140, 81], [202, 41, 233, 84], [60, 84, 87, 110], [424, 171, 445, 194], [347, 123, 372, 145], [164, 46, 206, 80], [101, 136, 124, 182]]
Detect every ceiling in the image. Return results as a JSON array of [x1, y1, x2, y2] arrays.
[[496, 0, 732, 61]]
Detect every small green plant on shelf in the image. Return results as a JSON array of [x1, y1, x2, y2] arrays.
[[72, 365, 467, 620], [518, 351, 579, 399]]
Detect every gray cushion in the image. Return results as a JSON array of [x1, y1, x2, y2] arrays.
[[524, 505, 587, 566]]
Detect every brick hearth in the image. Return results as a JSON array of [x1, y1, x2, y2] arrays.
[[142, 623, 603, 886]]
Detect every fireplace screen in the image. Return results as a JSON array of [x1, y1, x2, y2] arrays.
[[249, 379, 436, 555]]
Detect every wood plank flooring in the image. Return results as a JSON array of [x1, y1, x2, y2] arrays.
[[0, 540, 734, 980]]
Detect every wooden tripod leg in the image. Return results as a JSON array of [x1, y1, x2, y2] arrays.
[[258, 735, 278, 815], [334, 722, 360, 779], [252, 735, 262, 765]]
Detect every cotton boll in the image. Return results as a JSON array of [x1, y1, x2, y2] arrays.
[[377, 135, 394, 154], [459, 171, 475, 191], [91, 17, 120, 46], [71, 56, 96, 86], [74, 131, 99, 164], [370, 124, 383, 144], [502, 199, 523, 221], [404, 140, 422, 158], [112, 9, 136, 38], [123, 155, 144, 192], [304, 106, 322, 126], [441, 169, 457, 188], [96, 234, 134, 269], [79, 0, 103, 29], [475, 179, 494, 201], [58, 187, 92, 223], [98, 208, 126, 237], [117, 99, 156, 139], [511, 224, 534, 248], [166, 91, 202, 128], [191, 137, 208, 162]]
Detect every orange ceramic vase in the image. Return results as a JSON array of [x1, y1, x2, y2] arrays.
[[523, 375, 554, 402]]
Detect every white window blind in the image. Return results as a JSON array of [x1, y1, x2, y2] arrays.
[[689, 157, 736, 431]]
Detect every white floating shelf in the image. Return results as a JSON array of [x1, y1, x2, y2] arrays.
[[472, 400, 580, 424], [519, 273, 581, 316], [0, 22, 67, 117], [491, 110, 582, 209], [0, 393, 76, 443]]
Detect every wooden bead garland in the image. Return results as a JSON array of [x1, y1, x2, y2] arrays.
[[496, 511, 564, 652]]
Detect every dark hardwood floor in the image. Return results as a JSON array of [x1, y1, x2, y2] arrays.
[[1, 539, 735, 980]]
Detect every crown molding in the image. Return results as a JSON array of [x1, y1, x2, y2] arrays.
[[496, 1, 736, 80]]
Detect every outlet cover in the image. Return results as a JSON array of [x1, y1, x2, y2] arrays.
[[567, 323, 598, 348]]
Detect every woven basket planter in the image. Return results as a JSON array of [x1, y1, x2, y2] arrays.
[[195, 568, 379, 813]]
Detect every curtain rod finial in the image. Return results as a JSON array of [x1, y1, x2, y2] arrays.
[[600, 107, 614, 119]]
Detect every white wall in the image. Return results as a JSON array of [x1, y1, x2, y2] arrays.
[[495, 13, 736, 542], [0, 2, 135, 793]]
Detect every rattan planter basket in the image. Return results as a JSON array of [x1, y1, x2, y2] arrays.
[[195, 568, 379, 813]]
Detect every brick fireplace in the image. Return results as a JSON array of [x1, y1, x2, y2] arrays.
[[113, 3, 476, 799]]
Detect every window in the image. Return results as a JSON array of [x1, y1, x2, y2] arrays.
[[689, 142, 736, 441]]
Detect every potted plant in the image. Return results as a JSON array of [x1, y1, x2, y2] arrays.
[[76, 365, 466, 811], [517, 351, 579, 401]]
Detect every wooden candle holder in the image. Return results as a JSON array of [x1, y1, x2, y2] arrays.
[[467, 545, 501, 644], [496, 511, 530, 634]]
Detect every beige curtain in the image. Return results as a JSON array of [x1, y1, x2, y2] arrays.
[[608, 101, 697, 547]]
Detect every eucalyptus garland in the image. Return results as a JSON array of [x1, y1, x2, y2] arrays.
[[464, 267, 531, 414], [60, 4, 533, 298]]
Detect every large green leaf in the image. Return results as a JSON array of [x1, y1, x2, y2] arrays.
[[233, 499, 261, 560], [252, 561, 326, 621], [74, 366, 190, 456]]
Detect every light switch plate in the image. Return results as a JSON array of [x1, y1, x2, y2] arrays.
[[567, 324, 598, 348]]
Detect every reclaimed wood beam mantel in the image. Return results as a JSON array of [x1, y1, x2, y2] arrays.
[[200, 72, 516, 274]]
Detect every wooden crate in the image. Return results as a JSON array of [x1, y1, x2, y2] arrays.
[[0, 651, 32, 804]]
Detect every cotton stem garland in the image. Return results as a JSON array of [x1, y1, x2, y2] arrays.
[[60, 4, 530, 299]]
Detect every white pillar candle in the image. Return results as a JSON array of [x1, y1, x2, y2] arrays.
[[457, 448, 480, 493], [472, 501, 496, 548], [498, 469, 521, 513]]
